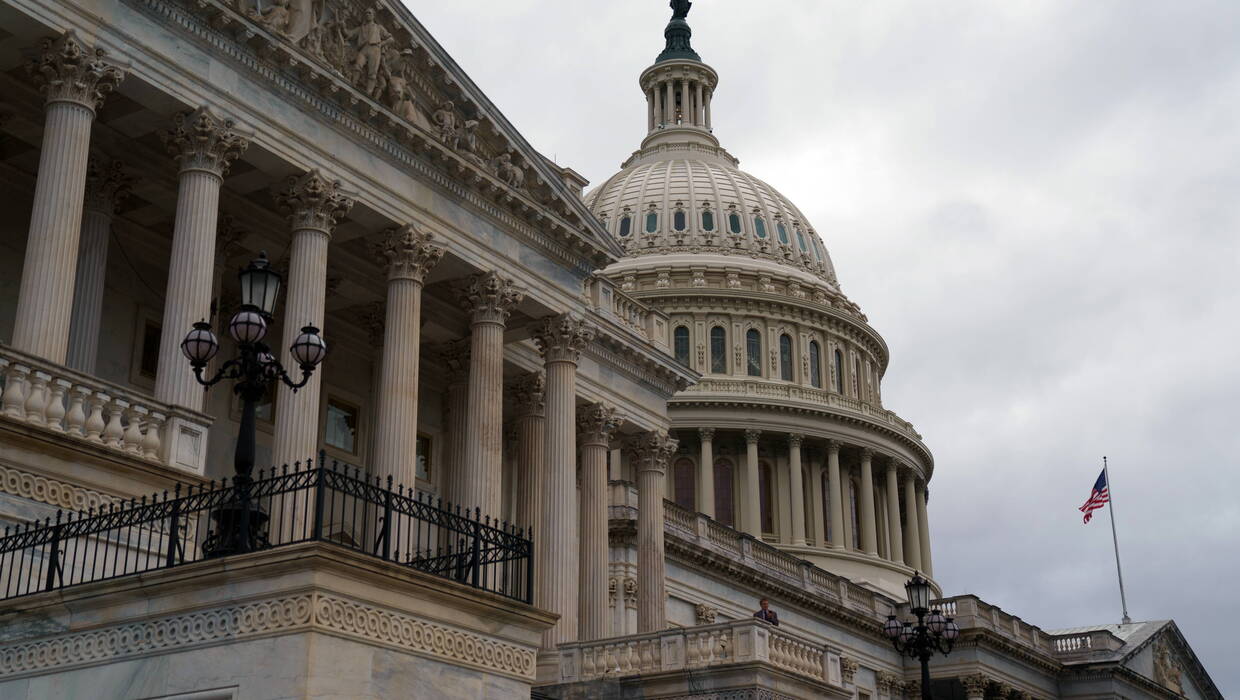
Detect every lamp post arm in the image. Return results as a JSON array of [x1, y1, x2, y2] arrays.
[[192, 358, 242, 388]]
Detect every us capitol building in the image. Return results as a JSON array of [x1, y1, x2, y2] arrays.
[[0, 0, 1220, 697]]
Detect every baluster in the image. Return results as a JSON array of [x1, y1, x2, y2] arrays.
[[65, 385, 89, 437], [45, 378, 69, 432], [23, 371, 50, 425], [143, 411, 165, 460], [686, 633, 701, 666], [638, 639, 653, 671], [581, 647, 595, 678], [123, 405, 147, 455], [102, 397, 126, 448], [84, 392, 106, 442], [2, 363, 29, 419]]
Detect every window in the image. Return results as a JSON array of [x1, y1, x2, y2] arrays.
[[138, 320, 161, 379], [673, 457, 695, 509], [618, 215, 631, 237], [796, 229, 807, 251], [809, 236, 820, 260], [779, 334, 793, 381], [853, 358, 861, 397], [809, 340, 822, 388], [645, 211, 658, 233], [709, 326, 727, 373], [753, 216, 767, 238], [833, 349, 844, 392], [416, 434, 431, 481], [325, 398, 359, 454], [776, 222, 789, 244], [673, 210, 686, 232], [745, 329, 762, 377], [673, 326, 691, 365], [714, 458, 735, 526], [759, 460, 774, 534], [728, 212, 742, 234], [701, 210, 714, 231]]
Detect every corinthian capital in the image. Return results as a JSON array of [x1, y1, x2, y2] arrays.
[[743, 428, 761, 445], [533, 313, 595, 364], [457, 271, 524, 325], [275, 170, 354, 234], [160, 107, 249, 176], [960, 674, 990, 697], [510, 371, 546, 417], [578, 402, 622, 446], [27, 30, 125, 111], [375, 224, 444, 283], [628, 430, 678, 474], [83, 155, 132, 216]]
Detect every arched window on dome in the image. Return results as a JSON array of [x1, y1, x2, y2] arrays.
[[809, 234, 821, 260], [618, 215, 632, 237], [710, 326, 727, 373], [729, 211, 742, 234], [796, 228, 808, 251], [745, 329, 762, 377], [776, 221, 789, 245], [853, 357, 862, 397], [673, 210, 687, 232], [833, 348, 844, 393], [645, 211, 658, 233], [809, 340, 822, 388], [673, 326, 690, 366], [779, 333, 794, 381], [701, 209, 715, 232], [713, 458, 735, 526], [753, 216, 767, 239]]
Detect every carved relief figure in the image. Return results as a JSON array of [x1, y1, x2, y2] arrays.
[[390, 83, 431, 131], [249, 0, 293, 37], [433, 100, 460, 148], [491, 152, 524, 188], [459, 119, 486, 167], [285, 0, 320, 42], [345, 8, 392, 96], [1154, 640, 1185, 695]]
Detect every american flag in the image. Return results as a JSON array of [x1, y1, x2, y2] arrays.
[[1079, 470, 1110, 524]]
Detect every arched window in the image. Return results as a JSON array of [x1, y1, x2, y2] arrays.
[[833, 349, 844, 392], [713, 458, 735, 527], [779, 334, 793, 381], [809, 235, 820, 260], [673, 326, 690, 365], [795, 229, 807, 251], [701, 210, 715, 232], [710, 326, 726, 373], [673, 457, 695, 510], [618, 216, 631, 237], [853, 357, 861, 397], [728, 212, 742, 234], [753, 216, 767, 239], [809, 340, 822, 388], [673, 210, 687, 232], [745, 329, 762, 377], [759, 460, 775, 534], [645, 211, 658, 233], [776, 222, 789, 245]]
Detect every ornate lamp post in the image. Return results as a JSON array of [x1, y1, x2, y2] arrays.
[[179, 252, 327, 556], [884, 572, 959, 700]]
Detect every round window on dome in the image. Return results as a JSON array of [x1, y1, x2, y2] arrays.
[[618, 216, 632, 237], [673, 211, 686, 232], [777, 222, 789, 245], [754, 217, 767, 239], [728, 213, 742, 234], [645, 212, 658, 233], [702, 210, 715, 232]]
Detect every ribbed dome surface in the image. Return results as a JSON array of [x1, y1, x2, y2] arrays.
[[585, 156, 838, 285]]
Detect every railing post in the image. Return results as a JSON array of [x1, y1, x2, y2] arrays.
[[312, 455, 326, 541], [165, 483, 182, 568], [380, 475, 393, 561], [44, 511, 62, 592]]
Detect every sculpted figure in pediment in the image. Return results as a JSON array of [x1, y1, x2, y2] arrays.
[[491, 152, 524, 189], [345, 7, 393, 96], [285, 0, 321, 42], [249, 0, 293, 37], [434, 101, 460, 148], [391, 83, 432, 131]]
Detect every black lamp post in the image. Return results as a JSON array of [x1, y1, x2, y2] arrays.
[[884, 572, 959, 700], [180, 252, 327, 556]]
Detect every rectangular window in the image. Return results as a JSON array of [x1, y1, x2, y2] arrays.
[[139, 320, 161, 379], [324, 398, 359, 455], [416, 434, 431, 481]]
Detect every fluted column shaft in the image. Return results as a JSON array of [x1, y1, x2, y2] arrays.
[[917, 482, 933, 577], [371, 226, 442, 485], [633, 431, 677, 633], [742, 429, 762, 536], [440, 343, 470, 505], [903, 473, 923, 571], [578, 403, 620, 641], [859, 449, 878, 555], [810, 458, 826, 546], [788, 434, 806, 545], [533, 314, 593, 649], [827, 441, 845, 548], [885, 462, 905, 564], [697, 428, 715, 518], [512, 372, 545, 533]]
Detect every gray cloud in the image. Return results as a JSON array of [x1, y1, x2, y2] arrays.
[[407, 1, 1240, 693]]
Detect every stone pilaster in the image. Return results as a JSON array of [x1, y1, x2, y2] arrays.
[[438, 340, 470, 506], [859, 448, 878, 555], [12, 31, 124, 363], [630, 430, 677, 633], [154, 107, 249, 411], [961, 673, 990, 700], [66, 156, 131, 373], [886, 459, 905, 564], [371, 225, 443, 485], [787, 434, 806, 545], [917, 481, 934, 577], [876, 671, 902, 700], [457, 271, 524, 516], [827, 440, 845, 548], [809, 453, 826, 546], [511, 371, 545, 534], [577, 402, 622, 641], [903, 471, 923, 571], [271, 170, 353, 468], [697, 427, 715, 518], [742, 428, 762, 536], [532, 313, 594, 648]]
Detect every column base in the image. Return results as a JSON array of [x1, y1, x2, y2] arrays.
[[536, 648, 567, 685]]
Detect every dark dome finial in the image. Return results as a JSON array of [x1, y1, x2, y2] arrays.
[[657, 0, 701, 63]]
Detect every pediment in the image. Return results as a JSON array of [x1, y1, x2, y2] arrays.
[[1128, 624, 1222, 700]]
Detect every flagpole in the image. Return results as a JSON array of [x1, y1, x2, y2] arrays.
[[1103, 456, 1132, 625]]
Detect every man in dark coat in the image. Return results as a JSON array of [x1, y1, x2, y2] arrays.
[[754, 597, 780, 626]]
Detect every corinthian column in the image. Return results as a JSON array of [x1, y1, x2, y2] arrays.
[[533, 313, 595, 648], [457, 272, 524, 516], [371, 225, 443, 485], [511, 372, 545, 534], [12, 31, 124, 363], [827, 440, 845, 548], [742, 429, 761, 536], [697, 427, 715, 518], [917, 482, 934, 577], [810, 453, 826, 546], [66, 157, 131, 373], [578, 402, 622, 641], [154, 107, 249, 410], [631, 430, 677, 633], [271, 171, 353, 468], [903, 471, 923, 571], [438, 341, 470, 505], [886, 459, 905, 564], [859, 448, 878, 555], [788, 434, 806, 545]]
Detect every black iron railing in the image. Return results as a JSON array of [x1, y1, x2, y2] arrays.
[[0, 454, 533, 603]]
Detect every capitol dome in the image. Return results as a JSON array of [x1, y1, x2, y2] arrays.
[[588, 2, 938, 601]]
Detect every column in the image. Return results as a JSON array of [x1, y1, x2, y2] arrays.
[[678, 80, 688, 124], [841, 474, 854, 549], [438, 340, 470, 505], [885, 460, 905, 564], [858, 448, 878, 555], [647, 87, 656, 130], [533, 314, 595, 648], [742, 429, 762, 537], [903, 472, 923, 571], [12, 32, 124, 363], [271, 171, 353, 468], [371, 225, 443, 484], [809, 454, 826, 546], [827, 440, 845, 548], [787, 434, 806, 545], [631, 430, 677, 633], [695, 81, 704, 126], [704, 89, 713, 129], [917, 481, 934, 577], [511, 371, 545, 533], [961, 674, 989, 700], [697, 428, 715, 518], [457, 271, 524, 516], [664, 80, 674, 125], [578, 402, 621, 641], [154, 107, 250, 410], [66, 156, 131, 373]]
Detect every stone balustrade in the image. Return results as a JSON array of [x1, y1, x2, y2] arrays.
[[0, 344, 210, 474], [932, 594, 1126, 662], [583, 275, 670, 351], [558, 618, 843, 687]]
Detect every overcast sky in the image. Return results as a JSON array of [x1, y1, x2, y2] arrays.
[[407, 1, 1239, 692]]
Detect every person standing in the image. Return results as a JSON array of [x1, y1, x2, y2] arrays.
[[753, 597, 780, 626]]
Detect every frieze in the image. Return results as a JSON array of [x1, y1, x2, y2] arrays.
[[0, 462, 123, 512]]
